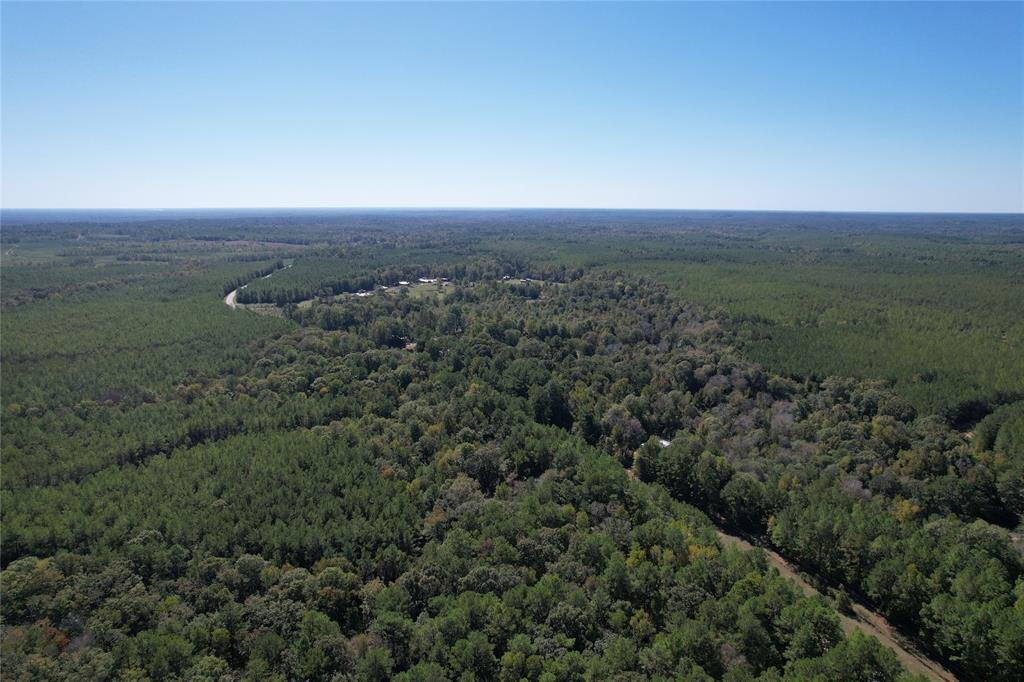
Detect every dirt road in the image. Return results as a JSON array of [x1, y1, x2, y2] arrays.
[[223, 263, 291, 310], [714, 530, 956, 681], [223, 284, 246, 309]]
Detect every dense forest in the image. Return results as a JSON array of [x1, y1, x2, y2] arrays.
[[2, 211, 1022, 681]]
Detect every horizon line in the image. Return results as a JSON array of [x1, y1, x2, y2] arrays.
[[3, 206, 1022, 216]]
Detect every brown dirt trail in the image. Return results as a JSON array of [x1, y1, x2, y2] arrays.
[[714, 530, 956, 681]]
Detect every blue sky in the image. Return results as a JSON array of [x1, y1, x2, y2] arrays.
[[2, 1, 1021, 212]]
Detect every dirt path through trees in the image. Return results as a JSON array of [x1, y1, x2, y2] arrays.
[[714, 529, 956, 681], [223, 285, 244, 309], [224, 263, 291, 309]]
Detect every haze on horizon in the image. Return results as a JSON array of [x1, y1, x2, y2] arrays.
[[2, 1, 1022, 213]]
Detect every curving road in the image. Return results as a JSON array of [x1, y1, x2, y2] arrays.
[[224, 263, 290, 309], [223, 284, 246, 309]]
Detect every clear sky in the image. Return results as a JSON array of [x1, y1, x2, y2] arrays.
[[2, 1, 1022, 212]]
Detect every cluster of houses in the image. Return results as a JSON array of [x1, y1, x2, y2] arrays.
[[350, 277, 449, 298], [331, 275, 545, 303]]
